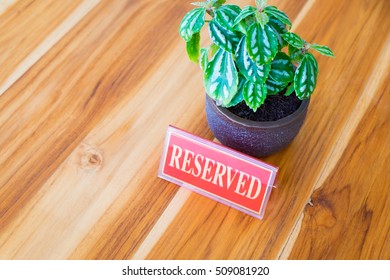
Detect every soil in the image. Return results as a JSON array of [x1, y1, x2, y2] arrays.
[[228, 91, 303, 122]]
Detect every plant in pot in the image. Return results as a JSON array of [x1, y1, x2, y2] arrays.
[[179, 0, 334, 157]]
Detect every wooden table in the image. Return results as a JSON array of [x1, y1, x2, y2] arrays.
[[0, 0, 389, 260]]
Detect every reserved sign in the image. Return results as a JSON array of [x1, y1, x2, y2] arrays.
[[158, 126, 278, 220]]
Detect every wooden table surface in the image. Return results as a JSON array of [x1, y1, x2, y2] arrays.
[[0, 0, 389, 260]]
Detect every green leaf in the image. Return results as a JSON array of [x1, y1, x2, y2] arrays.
[[246, 23, 278, 65], [211, 0, 226, 8], [199, 48, 209, 71], [186, 33, 201, 63], [310, 43, 335, 57], [268, 52, 294, 83], [235, 36, 271, 84], [234, 21, 248, 34], [266, 77, 288, 95], [214, 5, 241, 31], [284, 83, 295, 96], [179, 8, 206, 42], [281, 32, 305, 49], [288, 44, 304, 62], [268, 26, 285, 50], [255, 11, 269, 27], [209, 20, 240, 53], [268, 17, 287, 49], [264, 6, 292, 28], [210, 44, 220, 56], [233, 6, 256, 26], [204, 48, 239, 106], [199, 44, 220, 71], [294, 52, 318, 99], [243, 81, 267, 112], [268, 17, 287, 34], [255, 0, 268, 10], [225, 74, 246, 107]]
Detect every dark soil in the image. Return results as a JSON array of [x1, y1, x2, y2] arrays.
[[228, 92, 302, 121]]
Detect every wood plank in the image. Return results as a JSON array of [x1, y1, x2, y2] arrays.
[[0, 0, 138, 234], [0, 0, 206, 259], [287, 44, 390, 259], [146, 0, 390, 259], [0, 0, 87, 94]]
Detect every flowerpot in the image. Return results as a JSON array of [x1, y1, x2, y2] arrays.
[[205, 94, 310, 158]]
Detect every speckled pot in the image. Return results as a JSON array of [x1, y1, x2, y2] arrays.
[[205, 94, 310, 158]]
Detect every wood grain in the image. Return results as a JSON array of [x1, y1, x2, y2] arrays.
[[288, 45, 390, 259], [0, 0, 86, 94], [0, 0, 389, 259], [282, 37, 390, 259]]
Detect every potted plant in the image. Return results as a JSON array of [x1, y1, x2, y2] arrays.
[[179, 0, 334, 157]]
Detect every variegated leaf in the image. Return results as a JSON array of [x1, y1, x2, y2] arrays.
[[310, 44, 335, 57], [268, 17, 287, 34], [199, 47, 209, 71], [288, 44, 304, 62], [281, 32, 305, 49], [268, 17, 287, 49], [179, 8, 206, 42], [204, 48, 239, 106], [211, 0, 226, 8], [209, 20, 240, 53], [255, 11, 269, 27], [246, 23, 278, 65], [264, 6, 292, 28], [225, 74, 246, 107], [268, 52, 294, 83], [243, 81, 268, 112], [199, 45, 220, 71], [294, 52, 318, 99], [235, 36, 271, 84], [186, 32, 201, 63], [255, 0, 268, 10], [268, 25, 285, 50], [234, 21, 248, 34], [266, 77, 288, 95], [233, 6, 256, 26], [214, 5, 241, 31]]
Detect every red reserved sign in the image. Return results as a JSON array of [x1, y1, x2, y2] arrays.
[[158, 126, 278, 219]]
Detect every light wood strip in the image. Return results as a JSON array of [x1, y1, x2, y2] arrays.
[[0, 0, 100, 96], [0, 0, 15, 15], [290, 0, 316, 32], [312, 34, 390, 192], [0, 0, 85, 90], [278, 212, 304, 259], [131, 188, 191, 260]]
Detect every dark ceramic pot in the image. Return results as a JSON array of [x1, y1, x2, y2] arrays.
[[205, 94, 310, 158]]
